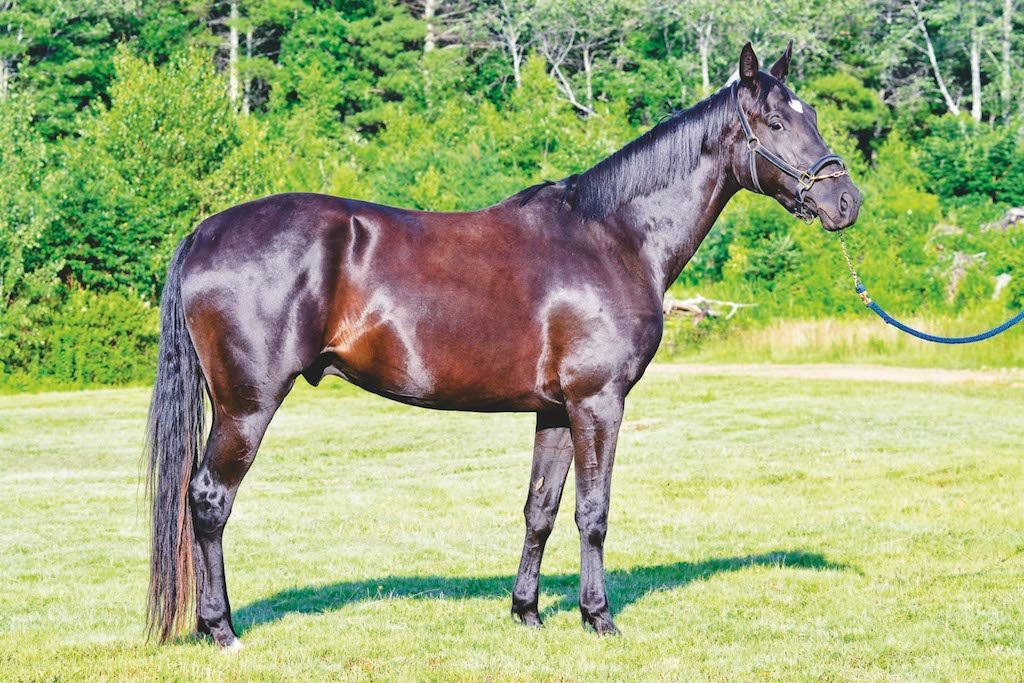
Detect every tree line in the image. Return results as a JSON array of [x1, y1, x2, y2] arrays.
[[1, 0, 1023, 387]]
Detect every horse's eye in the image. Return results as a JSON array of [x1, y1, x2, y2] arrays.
[[770, 121, 784, 131]]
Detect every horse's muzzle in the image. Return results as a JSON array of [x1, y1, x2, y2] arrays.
[[813, 186, 861, 232]]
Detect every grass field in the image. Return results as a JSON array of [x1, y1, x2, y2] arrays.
[[659, 315, 1024, 369], [3, 367, 1024, 681]]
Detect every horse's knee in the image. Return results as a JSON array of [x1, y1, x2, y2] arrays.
[[524, 511, 555, 544]]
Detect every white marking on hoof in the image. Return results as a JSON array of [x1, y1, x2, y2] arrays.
[[220, 639, 244, 654]]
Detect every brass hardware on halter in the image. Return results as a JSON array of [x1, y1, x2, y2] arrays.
[[837, 231, 870, 305]]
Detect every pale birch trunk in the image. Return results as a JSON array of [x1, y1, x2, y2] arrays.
[[1002, 0, 1014, 119], [0, 58, 9, 101], [911, 0, 960, 116], [506, 31, 522, 87], [583, 45, 594, 110], [0, 22, 21, 102], [969, 28, 981, 122], [241, 29, 252, 115], [424, 0, 437, 52], [227, 0, 239, 109], [697, 24, 711, 97]]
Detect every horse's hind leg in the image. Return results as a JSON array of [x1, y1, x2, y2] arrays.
[[511, 410, 574, 627], [190, 381, 292, 649]]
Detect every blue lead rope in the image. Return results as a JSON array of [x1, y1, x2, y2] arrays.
[[838, 233, 1024, 345], [856, 284, 1024, 344]]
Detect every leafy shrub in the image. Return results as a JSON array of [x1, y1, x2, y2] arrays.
[[805, 72, 889, 160], [919, 116, 1024, 206], [1, 289, 158, 389], [720, 199, 802, 292], [47, 289, 158, 386]]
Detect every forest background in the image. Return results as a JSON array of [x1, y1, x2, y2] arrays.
[[2, 0, 1023, 389]]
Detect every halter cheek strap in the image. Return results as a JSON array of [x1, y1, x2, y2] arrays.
[[731, 82, 849, 222]]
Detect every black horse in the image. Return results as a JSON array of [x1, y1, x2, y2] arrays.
[[146, 42, 861, 649]]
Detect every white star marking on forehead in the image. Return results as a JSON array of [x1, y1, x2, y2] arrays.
[[789, 99, 804, 114]]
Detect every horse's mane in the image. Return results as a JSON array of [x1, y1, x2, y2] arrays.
[[516, 86, 733, 219]]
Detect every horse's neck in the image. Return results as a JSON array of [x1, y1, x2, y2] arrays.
[[617, 155, 738, 293]]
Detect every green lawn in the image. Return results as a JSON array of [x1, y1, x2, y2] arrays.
[[2, 368, 1024, 681]]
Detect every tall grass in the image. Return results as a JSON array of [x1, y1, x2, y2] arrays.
[[658, 313, 1024, 368]]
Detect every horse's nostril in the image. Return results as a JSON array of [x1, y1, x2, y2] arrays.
[[840, 193, 850, 215]]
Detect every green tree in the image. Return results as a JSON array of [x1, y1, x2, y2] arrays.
[[35, 48, 241, 297], [920, 116, 1024, 206], [0, 0, 150, 137], [0, 95, 61, 379], [270, 1, 425, 133]]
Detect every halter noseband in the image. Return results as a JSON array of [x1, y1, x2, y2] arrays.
[[731, 81, 848, 223]]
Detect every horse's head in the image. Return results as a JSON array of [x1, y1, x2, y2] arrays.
[[729, 42, 861, 231]]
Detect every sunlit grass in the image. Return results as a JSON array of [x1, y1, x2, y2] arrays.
[[659, 315, 1024, 368], [2, 370, 1024, 680]]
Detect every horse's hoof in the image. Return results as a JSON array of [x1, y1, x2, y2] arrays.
[[219, 638, 245, 654], [583, 614, 621, 636], [512, 608, 544, 629]]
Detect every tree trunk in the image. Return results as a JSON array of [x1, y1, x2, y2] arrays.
[[1002, 0, 1014, 119], [549, 61, 596, 116], [583, 45, 594, 110], [0, 22, 21, 102], [227, 0, 239, 109], [969, 27, 981, 121], [241, 29, 252, 116], [423, 0, 437, 53], [911, 0, 960, 116], [0, 58, 9, 101], [697, 24, 711, 97], [506, 31, 522, 88]]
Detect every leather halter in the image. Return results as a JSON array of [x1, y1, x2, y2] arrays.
[[731, 81, 848, 222]]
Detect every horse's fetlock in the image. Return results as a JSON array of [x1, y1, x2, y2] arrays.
[[511, 591, 537, 614]]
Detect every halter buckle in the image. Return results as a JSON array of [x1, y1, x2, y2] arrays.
[[798, 171, 815, 190], [746, 136, 760, 151], [794, 204, 816, 224]]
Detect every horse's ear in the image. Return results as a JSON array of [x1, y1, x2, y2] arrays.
[[739, 42, 759, 89], [770, 40, 793, 83]]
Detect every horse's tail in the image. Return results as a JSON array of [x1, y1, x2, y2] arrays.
[[145, 233, 206, 643]]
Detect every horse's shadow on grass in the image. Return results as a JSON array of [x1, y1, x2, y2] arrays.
[[235, 550, 848, 634]]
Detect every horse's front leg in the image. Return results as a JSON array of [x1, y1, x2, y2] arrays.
[[511, 410, 574, 627], [567, 389, 624, 635]]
